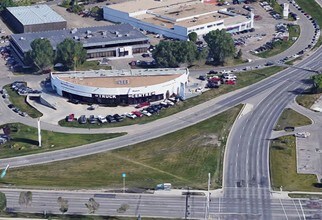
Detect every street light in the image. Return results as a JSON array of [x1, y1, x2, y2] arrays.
[[122, 173, 126, 193]]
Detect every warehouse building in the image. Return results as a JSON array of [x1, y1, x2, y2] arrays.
[[10, 24, 149, 65], [3, 5, 67, 33], [51, 68, 189, 105], [103, 0, 254, 40]]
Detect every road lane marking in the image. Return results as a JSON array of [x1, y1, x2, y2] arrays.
[[279, 198, 289, 220]]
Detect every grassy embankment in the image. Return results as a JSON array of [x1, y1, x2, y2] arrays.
[[3, 84, 42, 118], [0, 123, 125, 159], [256, 25, 301, 58], [59, 66, 285, 128], [270, 108, 319, 192], [296, 87, 322, 109], [274, 108, 312, 131], [3, 105, 242, 189], [270, 136, 320, 192], [296, 0, 322, 50]]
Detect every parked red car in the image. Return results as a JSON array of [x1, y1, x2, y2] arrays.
[[225, 79, 236, 85], [66, 114, 75, 122], [132, 111, 143, 117], [135, 101, 150, 108]]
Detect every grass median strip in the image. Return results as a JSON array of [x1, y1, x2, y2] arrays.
[[59, 66, 285, 128], [274, 108, 312, 131], [270, 136, 320, 192], [3, 84, 42, 118], [2, 105, 243, 189], [0, 123, 125, 159]]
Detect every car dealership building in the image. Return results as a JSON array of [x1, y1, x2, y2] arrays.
[[51, 68, 189, 105]]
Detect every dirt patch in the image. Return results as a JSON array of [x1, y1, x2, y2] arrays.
[[192, 134, 219, 147]]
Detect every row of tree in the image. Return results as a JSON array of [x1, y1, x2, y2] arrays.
[[153, 30, 237, 68], [26, 38, 86, 71]]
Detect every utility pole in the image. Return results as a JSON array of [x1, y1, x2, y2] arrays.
[[37, 118, 41, 147], [205, 173, 211, 220]]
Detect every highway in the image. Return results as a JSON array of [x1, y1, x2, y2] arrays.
[[0, 0, 321, 218], [1, 188, 321, 219]]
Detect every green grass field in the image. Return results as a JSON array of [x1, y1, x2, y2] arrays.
[[296, 88, 322, 109], [59, 66, 285, 128], [76, 61, 112, 71], [256, 25, 301, 58], [296, 0, 322, 27], [270, 136, 320, 192], [0, 123, 125, 158], [4, 84, 43, 118], [274, 108, 312, 131], [3, 105, 242, 189]]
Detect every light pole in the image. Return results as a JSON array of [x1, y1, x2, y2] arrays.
[[122, 173, 126, 193], [205, 172, 211, 220]]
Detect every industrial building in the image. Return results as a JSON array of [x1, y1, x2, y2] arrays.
[[10, 24, 149, 65], [3, 5, 67, 33], [51, 68, 189, 105], [103, 0, 254, 40]]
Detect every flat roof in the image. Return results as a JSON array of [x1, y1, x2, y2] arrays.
[[108, 0, 197, 14], [6, 5, 66, 25], [52, 68, 188, 88], [11, 24, 149, 53]]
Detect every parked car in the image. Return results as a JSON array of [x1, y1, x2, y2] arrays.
[[97, 115, 108, 123], [106, 115, 117, 123], [126, 113, 137, 119], [89, 115, 97, 124], [132, 111, 143, 118], [113, 114, 123, 122], [141, 110, 152, 117], [135, 101, 150, 109], [66, 114, 75, 122], [19, 111, 27, 117], [78, 115, 87, 124]]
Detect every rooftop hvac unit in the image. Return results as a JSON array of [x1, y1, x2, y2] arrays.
[[86, 30, 92, 34], [116, 34, 122, 37]]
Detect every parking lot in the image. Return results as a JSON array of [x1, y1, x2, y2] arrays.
[[228, 1, 294, 60]]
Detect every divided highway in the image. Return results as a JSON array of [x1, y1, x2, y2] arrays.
[[0, 0, 320, 218]]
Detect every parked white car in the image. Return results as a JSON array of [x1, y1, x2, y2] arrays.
[[141, 110, 152, 117], [294, 132, 310, 138], [125, 113, 137, 119], [97, 115, 107, 123]]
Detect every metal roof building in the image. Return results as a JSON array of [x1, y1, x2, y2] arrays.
[[10, 24, 150, 64], [3, 5, 67, 33]]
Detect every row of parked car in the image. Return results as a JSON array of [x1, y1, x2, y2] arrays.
[[66, 98, 179, 124], [0, 88, 28, 117], [11, 81, 41, 96], [1, 46, 22, 72]]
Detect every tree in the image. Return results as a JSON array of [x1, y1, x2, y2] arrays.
[[0, 192, 6, 211], [312, 74, 322, 93], [204, 29, 236, 65], [188, 32, 198, 43], [85, 198, 100, 213], [152, 41, 205, 68], [18, 191, 32, 207], [57, 197, 69, 214], [55, 38, 87, 70], [27, 38, 54, 71], [0, 0, 15, 10]]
